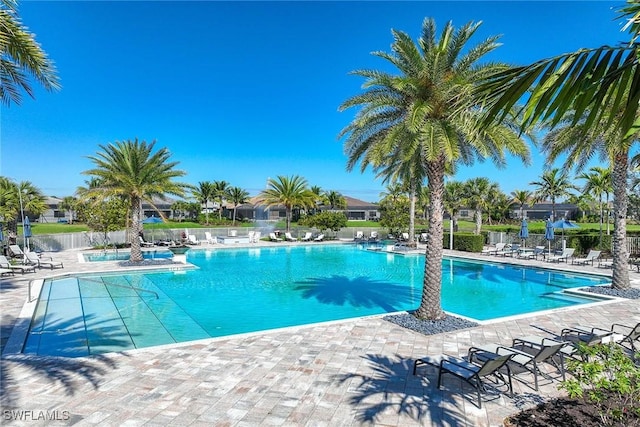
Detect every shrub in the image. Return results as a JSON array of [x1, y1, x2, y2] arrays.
[[559, 343, 640, 426], [443, 232, 484, 252]]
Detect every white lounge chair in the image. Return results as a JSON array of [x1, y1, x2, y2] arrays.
[[252, 231, 261, 242], [354, 231, 364, 241], [571, 250, 601, 266], [187, 234, 201, 245], [8, 244, 24, 259], [368, 231, 379, 242], [518, 246, 546, 260], [481, 242, 506, 255], [269, 232, 283, 242], [301, 232, 313, 241], [205, 231, 217, 244], [25, 252, 63, 269], [0, 255, 36, 274], [139, 236, 154, 247], [284, 232, 297, 242], [545, 248, 575, 263], [313, 234, 325, 242]]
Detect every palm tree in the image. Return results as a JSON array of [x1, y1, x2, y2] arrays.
[[226, 186, 249, 225], [464, 177, 499, 234], [417, 186, 430, 220], [0, 0, 60, 105], [323, 190, 347, 210], [577, 166, 612, 244], [82, 139, 189, 262], [212, 180, 229, 220], [0, 177, 46, 239], [338, 18, 530, 320], [510, 189, 534, 219], [255, 175, 316, 232], [58, 196, 77, 224], [444, 181, 465, 232], [477, 3, 640, 291], [529, 169, 576, 221], [192, 181, 214, 225]]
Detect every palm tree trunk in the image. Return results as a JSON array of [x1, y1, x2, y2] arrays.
[[286, 206, 292, 232], [232, 206, 237, 226], [599, 195, 603, 246], [408, 182, 416, 246], [130, 196, 143, 262], [611, 153, 630, 290], [415, 157, 446, 320], [475, 209, 482, 235]]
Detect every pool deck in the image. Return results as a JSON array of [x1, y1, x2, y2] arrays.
[[1, 241, 639, 426]]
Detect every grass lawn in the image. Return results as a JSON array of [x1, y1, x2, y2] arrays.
[[20, 219, 640, 235]]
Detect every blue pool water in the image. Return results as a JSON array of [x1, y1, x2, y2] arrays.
[[26, 245, 611, 357], [83, 250, 173, 262]]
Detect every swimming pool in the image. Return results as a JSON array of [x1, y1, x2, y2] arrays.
[[83, 250, 173, 262], [25, 245, 611, 357]]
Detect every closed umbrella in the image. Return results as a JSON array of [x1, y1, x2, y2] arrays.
[[545, 220, 555, 257], [23, 217, 32, 251], [518, 219, 529, 248], [551, 219, 580, 250]]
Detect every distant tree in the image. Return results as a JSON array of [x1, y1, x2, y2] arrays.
[[529, 169, 577, 221], [0, 177, 46, 239], [417, 187, 430, 221], [171, 200, 190, 222], [226, 186, 249, 225], [75, 196, 127, 248], [577, 166, 612, 244], [58, 196, 77, 224], [212, 180, 229, 220], [379, 190, 410, 238], [0, 0, 60, 106], [82, 139, 188, 262], [192, 181, 214, 225], [256, 175, 316, 232], [444, 181, 465, 232], [510, 189, 534, 219], [464, 177, 499, 234], [323, 190, 347, 210], [299, 211, 347, 235]]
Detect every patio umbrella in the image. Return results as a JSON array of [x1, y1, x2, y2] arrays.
[[518, 219, 529, 248], [551, 219, 580, 250], [23, 216, 32, 251], [544, 220, 555, 257]]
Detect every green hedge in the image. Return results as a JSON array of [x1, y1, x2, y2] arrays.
[[443, 232, 485, 252], [565, 234, 613, 255]]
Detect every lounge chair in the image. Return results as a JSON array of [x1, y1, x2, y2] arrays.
[[25, 252, 63, 270], [545, 248, 575, 263], [313, 234, 325, 242], [284, 232, 297, 242], [565, 322, 639, 354], [368, 231, 379, 242], [419, 233, 428, 242], [413, 353, 513, 409], [571, 250, 601, 266], [401, 232, 410, 241], [0, 255, 36, 274], [469, 337, 566, 390], [354, 231, 364, 241], [186, 235, 201, 245], [495, 243, 519, 257], [8, 244, 24, 259], [139, 236, 154, 247], [269, 232, 283, 242], [0, 268, 14, 276], [252, 231, 261, 242], [300, 232, 313, 241], [481, 242, 506, 255], [518, 246, 546, 260], [205, 231, 217, 244]]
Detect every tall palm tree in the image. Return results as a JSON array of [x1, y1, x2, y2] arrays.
[[510, 189, 534, 219], [226, 186, 249, 225], [0, 0, 60, 105], [82, 139, 189, 262], [464, 177, 499, 234], [577, 166, 612, 244], [212, 180, 229, 220], [339, 18, 530, 320], [529, 169, 576, 221], [0, 177, 45, 238], [192, 181, 214, 225], [323, 190, 347, 210], [255, 175, 316, 232], [477, 3, 640, 291]]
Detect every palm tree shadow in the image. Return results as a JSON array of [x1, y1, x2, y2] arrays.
[[1, 313, 133, 408], [294, 275, 416, 313], [335, 354, 468, 425]]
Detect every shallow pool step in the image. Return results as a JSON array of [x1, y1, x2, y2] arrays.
[[540, 292, 600, 304]]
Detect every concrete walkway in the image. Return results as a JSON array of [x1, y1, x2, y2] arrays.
[[1, 242, 639, 426]]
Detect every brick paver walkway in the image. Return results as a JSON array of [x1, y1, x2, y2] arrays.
[[1, 243, 639, 426]]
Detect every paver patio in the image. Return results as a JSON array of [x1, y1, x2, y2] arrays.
[[1, 243, 639, 426]]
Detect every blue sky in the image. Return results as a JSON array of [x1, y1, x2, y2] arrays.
[[1, 1, 625, 202]]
